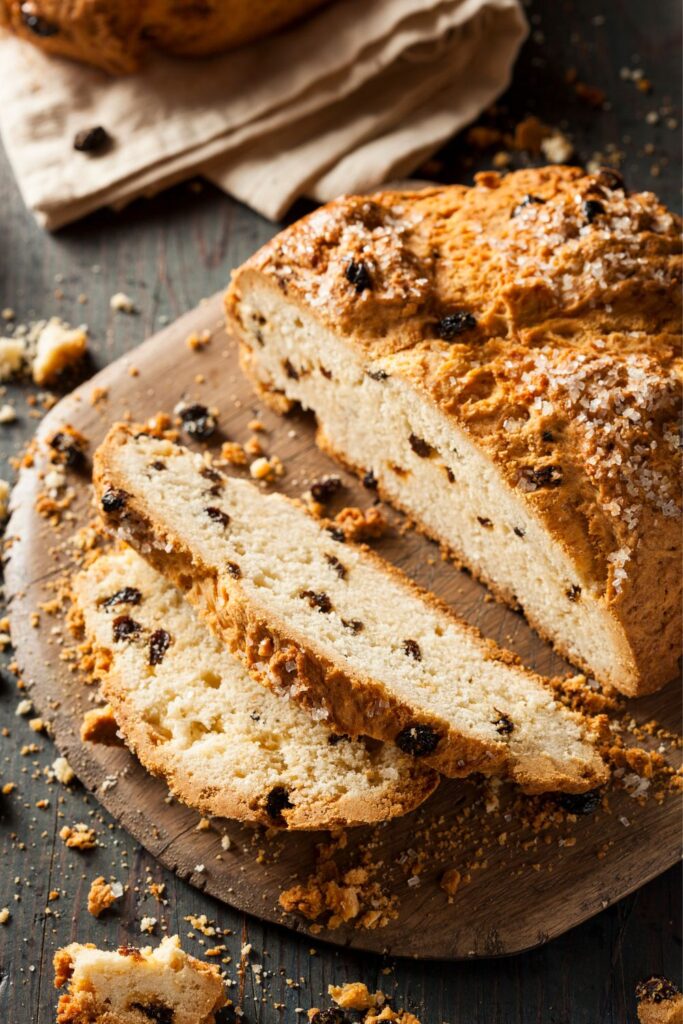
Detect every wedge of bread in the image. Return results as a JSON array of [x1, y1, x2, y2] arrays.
[[93, 424, 607, 794], [73, 545, 438, 829], [53, 935, 225, 1024], [225, 165, 682, 697]]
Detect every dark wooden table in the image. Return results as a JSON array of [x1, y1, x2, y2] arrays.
[[0, 2, 680, 1021]]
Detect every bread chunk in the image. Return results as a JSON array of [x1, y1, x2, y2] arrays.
[[53, 935, 225, 1024], [0, 0, 328, 74], [73, 544, 437, 829], [225, 165, 682, 697], [93, 424, 607, 794]]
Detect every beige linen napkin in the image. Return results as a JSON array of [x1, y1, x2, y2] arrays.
[[0, 0, 526, 229]]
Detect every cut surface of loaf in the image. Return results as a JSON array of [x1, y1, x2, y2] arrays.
[[225, 165, 682, 697], [53, 934, 226, 1024], [73, 545, 437, 829], [93, 424, 607, 794]]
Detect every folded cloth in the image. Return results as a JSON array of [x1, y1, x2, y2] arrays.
[[0, 0, 527, 229]]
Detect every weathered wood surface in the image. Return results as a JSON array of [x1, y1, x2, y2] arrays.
[[0, 0, 681, 1020]]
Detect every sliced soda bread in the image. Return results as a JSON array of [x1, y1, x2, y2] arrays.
[[225, 165, 682, 697], [93, 424, 607, 794], [53, 935, 225, 1024], [73, 545, 438, 829]]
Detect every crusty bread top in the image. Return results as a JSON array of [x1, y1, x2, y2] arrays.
[[74, 545, 438, 829], [226, 166, 682, 604]]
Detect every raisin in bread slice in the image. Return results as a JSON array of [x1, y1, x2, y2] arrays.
[[73, 545, 437, 829], [93, 424, 607, 794], [225, 165, 682, 697], [53, 935, 225, 1024]]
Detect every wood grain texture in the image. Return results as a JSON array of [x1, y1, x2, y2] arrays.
[[5, 291, 682, 961], [0, 0, 680, 1020]]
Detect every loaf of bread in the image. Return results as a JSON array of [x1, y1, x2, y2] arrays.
[[53, 935, 226, 1024], [74, 545, 437, 829], [1, 0, 328, 74], [225, 165, 682, 697], [93, 424, 607, 794]]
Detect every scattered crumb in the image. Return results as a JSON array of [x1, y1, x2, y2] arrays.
[[333, 506, 387, 541], [80, 705, 122, 745], [140, 915, 157, 934], [59, 823, 97, 849], [329, 982, 383, 1011], [52, 756, 75, 785], [87, 876, 122, 917], [32, 319, 88, 386], [220, 441, 248, 466], [110, 292, 136, 314], [250, 455, 284, 481], [440, 867, 461, 900]]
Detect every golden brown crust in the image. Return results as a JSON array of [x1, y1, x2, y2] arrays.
[[1, 0, 328, 74], [93, 423, 607, 793], [225, 166, 682, 695]]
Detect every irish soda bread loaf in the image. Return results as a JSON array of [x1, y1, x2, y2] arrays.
[[73, 544, 437, 829], [53, 935, 225, 1024], [93, 424, 607, 793], [225, 165, 682, 697], [1, 0, 328, 74]]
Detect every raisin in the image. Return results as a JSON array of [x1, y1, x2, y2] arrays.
[[150, 460, 166, 471], [409, 434, 433, 458], [327, 733, 350, 746], [130, 1002, 174, 1024], [112, 615, 141, 642], [250, 712, 260, 722], [73, 126, 111, 154], [595, 167, 625, 192], [362, 470, 378, 490], [446, 468, 455, 483], [521, 465, 563, 489], [49, 431, 85, 469], [101, 487, 128, 513], [583, 199, 606, 223], [345, 260, 372, 293], [436, 311, 477, 340], [402, 639, 422, 661], [566, 584, 582, 602], [200, 466, 223, 484], [149, 629, 171, 666], [226, 561, 241, 578], [510, 193, 546, 217], [366, 368, 389, 381], [311, 1010, 349, 1024], [204, 506, 230, 527], [284, 359, 299, 381], [477, 516, 493, 529], [325, 554, 347, 579], [541, 430, 555, 443], [320, 366, 333, 380], [341, 618, 363, 634], [21, 9, 59, 36], [513, 526, 525, 538], [395, 724, 440, 757], [101, 587, 142, 610], [557, 789, 602, 815], [265, 785, 292, 824], [177, 402, 216, 439], [635, 977, 680, 1005], [492, 710, 514, 735], [326, 526, 346, 543], [311, 476, 342, 503], [299, 590, 332, 613]]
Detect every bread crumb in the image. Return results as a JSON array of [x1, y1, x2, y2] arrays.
[[0, 337, 26, 380], [60, 823, 97, 849], [250, 455, 284, 481], [440, 867, 461, 899], [140, 915, 157, 934], [32, 319, 87, 386], [80, 705, 122, 745], [220, 441, 247, 466], [110, 292, 136, 313], [52, 756, 75, 785], [0, 908, 10, 924], [329, 982, 383, 1011], [87, 876, 122, 917], [334, 506, 387, 541]]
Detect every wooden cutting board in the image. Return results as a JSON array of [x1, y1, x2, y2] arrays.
[[6, 292, 681, 960]]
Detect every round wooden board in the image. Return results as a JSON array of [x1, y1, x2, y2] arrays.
[[5, 293, 681, 960]]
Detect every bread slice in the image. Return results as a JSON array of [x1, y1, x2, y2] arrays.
[[73, 545, 437, 829], [53, 935, 225, 1024], [93, 424, 607, 794], [225, 165, 682, 697]]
